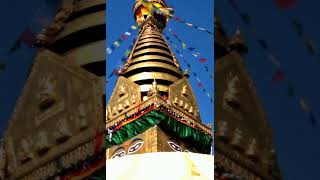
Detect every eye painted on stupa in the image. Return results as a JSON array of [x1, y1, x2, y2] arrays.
[[111, 147, 126, 159], [128, 138, 144, 154], [167, 139, 182, 152]]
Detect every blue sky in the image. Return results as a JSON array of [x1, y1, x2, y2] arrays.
[[217, 0, 320, 179], [106, 0, 214, 126], [0, 0, 53, 137]]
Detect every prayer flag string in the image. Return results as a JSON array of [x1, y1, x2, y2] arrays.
[[171, 17, 214, 36], [227, 0, 317, 127], [106, 25, 138, 56], [164, 33, 213, 103], [167, 28, 214, 81]]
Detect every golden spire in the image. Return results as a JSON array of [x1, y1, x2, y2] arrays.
[[229, 27, 248, 54], [214, 13, 229, 59], [121, 0, 183, 96], [107, 0, 203, 123]]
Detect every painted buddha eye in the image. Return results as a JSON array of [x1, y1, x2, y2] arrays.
[[111, 151, 125, 159], [111, 147, 126, 159], [128, 141, 144, 154], [168, 141, 182, 152]]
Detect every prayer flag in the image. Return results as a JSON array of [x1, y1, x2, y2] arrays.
[[199, 58, 207, 63], [182, 43, 187, 49], [291, 19, 304, 37], [20, 27, 36, 47], [239, 13, 251, 24], [0, 63, 6, 72], [272, 69, 284, 82], [8, 38, 21, 53], [274, 0, 296, 10], [309, 111, 317, 128], [106, 48, 112, 54], [257, 39, 268, 50], [300, 98, 310, 112], [114, 41, 120, 47]]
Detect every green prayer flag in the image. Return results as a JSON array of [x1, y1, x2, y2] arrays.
[[182, 43, 187, 49], [114, 41, 120, 47], [125, 50, 131, 57], [291, 19, 304, 37], [305, 40, 317, 55], [240, 13, 251, 24], [8, 38, 21, 53], [0, 63, 6, 72], [288, 83, 295, 97], [300, 98, 310, 112]]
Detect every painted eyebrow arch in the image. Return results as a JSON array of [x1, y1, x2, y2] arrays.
[[113, 146, 125, 153], [129, 138, 143, 145]]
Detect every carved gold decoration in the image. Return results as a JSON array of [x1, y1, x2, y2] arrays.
[[181, 85, 188, 96], [231, 128, 244, 150], [17, 137, 34, 163], [173, 96, 178, 105], [3, 50, 102, 179], [168, 77, 200, 120], [183, 103, 188, 110], [124, 100, 130, 108], [224, 72, 240, 108], [38, 73, 57, 110], [179, 100, 183, 107], [118, 104, 123, 112], [78, 103, 88, 130], [106, 95, 212, 136], [119, 85, 126, 97], [55, 118, 72, 143], [107, 76, 141, 121], [216, 121, 228, 137], [131, 95, 137, 104], [112, 107, 117, 115], [246, 138, 257, 156], [147, 79, 160, 96], [35, 131, 51, 155], [188, 106, 194, 114]]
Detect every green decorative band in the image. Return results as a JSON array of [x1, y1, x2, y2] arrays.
[[106, 110, 212, 153]]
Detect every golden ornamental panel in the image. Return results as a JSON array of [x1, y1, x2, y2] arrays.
[[214, 52, 271, 154], [4, 50, 103, 179], [106, 76, 141, 121], [168, 77, 200, 121]]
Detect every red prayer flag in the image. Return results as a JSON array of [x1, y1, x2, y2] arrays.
[[121, 34, 127, 40], [173, 17, 180, 21], [272, 69, 284, 82], [198, 82, 203, 88], [20, 27, 36, 47], [112, 69, 119, 75], [20, 28, 37, 47], [274, 0, 296, 10], [199, 58, 207, 63]]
